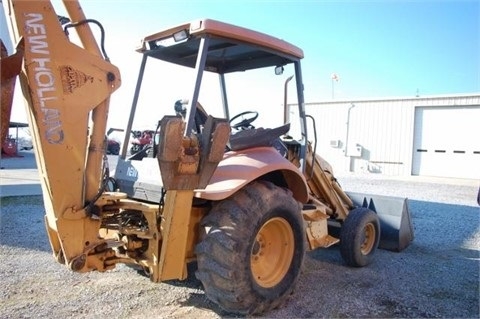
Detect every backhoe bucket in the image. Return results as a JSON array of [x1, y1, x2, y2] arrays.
[[346, 192, 414, 252]]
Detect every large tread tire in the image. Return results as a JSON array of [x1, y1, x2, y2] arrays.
[[195, 181, 305, 315], [340, 207, 380, 267]]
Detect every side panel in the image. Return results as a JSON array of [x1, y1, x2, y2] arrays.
[[115, 157, 164, 202]]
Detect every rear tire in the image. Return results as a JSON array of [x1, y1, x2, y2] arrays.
[[195, 181, 305, 315], [340, 207, 380, 267]]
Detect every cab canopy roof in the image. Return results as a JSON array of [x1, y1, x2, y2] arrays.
[[137, 18, 304, 74]]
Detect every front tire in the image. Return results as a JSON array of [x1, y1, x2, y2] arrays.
[[195, 181, 305, 315], [340, 207, 380, 267]]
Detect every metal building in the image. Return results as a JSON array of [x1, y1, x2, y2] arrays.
[[303, 93, 480, 180]]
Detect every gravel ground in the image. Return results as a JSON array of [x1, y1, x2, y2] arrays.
[[1, 153, 479, 318]]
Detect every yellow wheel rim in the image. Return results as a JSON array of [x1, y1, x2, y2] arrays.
[[361, 223, 376, 255], [250, 217, 294, 288]]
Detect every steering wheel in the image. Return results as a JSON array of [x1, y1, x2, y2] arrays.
[[229, 111, 259, 130]]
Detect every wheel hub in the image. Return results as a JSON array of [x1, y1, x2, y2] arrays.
[[361, 223, 376, 255], [250, 217, 294, 288]]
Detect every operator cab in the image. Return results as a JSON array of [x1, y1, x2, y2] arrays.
[[114, 18, 308, 203]]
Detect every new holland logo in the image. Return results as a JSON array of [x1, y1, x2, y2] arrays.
[[60, 65, 94, 94]]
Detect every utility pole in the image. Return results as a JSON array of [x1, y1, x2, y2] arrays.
[[331, 73, 339, 99]]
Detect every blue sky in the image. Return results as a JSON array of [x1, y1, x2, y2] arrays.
[[3, 0, 479, 128], [79, 0, 479, 98]]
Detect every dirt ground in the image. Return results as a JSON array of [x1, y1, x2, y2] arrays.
[[1, 152, 479, 318]]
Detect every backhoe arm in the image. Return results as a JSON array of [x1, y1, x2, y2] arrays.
[[4, 0, 121, 270]]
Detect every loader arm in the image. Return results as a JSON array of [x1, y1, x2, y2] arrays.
[[4, 0, 121, 269], [305, 145, 353, 220]]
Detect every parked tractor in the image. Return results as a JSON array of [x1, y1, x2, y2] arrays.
[[2, 1, 413, 315]]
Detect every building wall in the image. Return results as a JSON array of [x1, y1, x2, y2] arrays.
[[302, 94, 480, 178]]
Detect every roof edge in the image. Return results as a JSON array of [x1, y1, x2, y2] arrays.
[[307, 92, 480, 105]]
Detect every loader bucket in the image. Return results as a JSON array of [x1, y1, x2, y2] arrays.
[[346, 192, 414, 252]]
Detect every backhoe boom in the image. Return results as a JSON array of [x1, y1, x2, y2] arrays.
[[5, 0, 121, 270]]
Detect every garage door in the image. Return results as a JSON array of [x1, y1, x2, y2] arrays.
[[412, 106, 480, 179]]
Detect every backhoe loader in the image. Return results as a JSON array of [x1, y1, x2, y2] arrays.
[[2, 0, 413, 315]]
